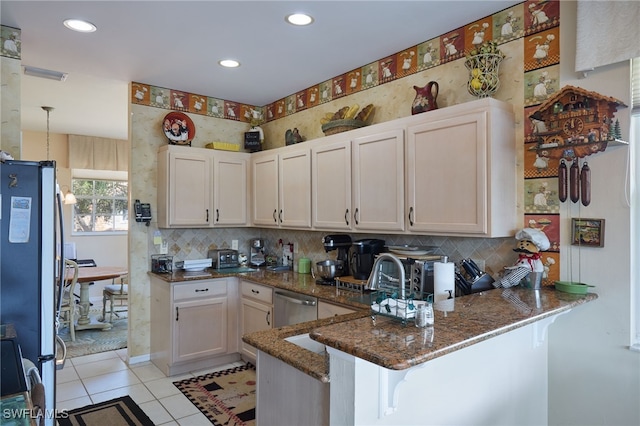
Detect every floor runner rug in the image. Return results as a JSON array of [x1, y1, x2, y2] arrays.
[[173, 363, 256, 426], [57, 395, 153, 426]]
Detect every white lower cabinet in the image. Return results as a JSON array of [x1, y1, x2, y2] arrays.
[[317, 301, 355, 319], [150, 277, 240, 376], [240, 280, 273, 363]]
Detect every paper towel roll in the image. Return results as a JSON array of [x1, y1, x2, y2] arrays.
[[433, 260, 455, 303]]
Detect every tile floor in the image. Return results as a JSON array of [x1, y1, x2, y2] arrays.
[[56, 349, 245, 425]]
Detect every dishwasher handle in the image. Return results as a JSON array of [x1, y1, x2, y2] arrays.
[[275, 291, 317, 306]]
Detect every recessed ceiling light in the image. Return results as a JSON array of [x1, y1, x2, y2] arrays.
[[63, 19, 97, 33], [286, 13, 314, 26], [219, 59, 240, 68]]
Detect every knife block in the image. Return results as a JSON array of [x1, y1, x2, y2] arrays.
[[470, 273, 495, 293]]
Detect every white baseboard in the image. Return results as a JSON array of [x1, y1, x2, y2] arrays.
[[128, 353, 151, 365]]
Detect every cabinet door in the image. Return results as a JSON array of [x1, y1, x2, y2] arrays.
[[158, 149, 212, 227], [279, 148, 311, 228], [352, 129, 405, 231], [252, 153, 279, 226], [317, 301, 355, 319], [173, 297, 227, 363], [213, 153, 248, 226], [312, 139, 352, 230], [407, 112, 487, 234], [240, 298, 272, 361]]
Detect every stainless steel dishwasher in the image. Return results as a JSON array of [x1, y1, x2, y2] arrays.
[[274, 289, 318, 327]]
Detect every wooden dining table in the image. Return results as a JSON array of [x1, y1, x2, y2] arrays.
[[66, 266, 128, 331]]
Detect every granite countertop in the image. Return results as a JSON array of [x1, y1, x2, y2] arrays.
[[311, 287, 597, 371], [149, 269, 597, 381], [150, 268, 370, 308]]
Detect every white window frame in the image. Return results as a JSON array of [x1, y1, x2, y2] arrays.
[[631, 58, 640, 351], [70, 169, 129, 236]]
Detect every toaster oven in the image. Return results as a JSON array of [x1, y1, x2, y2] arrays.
[[208, 249, 239, 269]]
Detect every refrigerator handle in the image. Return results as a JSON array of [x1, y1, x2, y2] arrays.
[[55, 190, 66, 323]]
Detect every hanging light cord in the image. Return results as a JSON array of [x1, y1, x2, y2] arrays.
[[42, 106, 54, 160]]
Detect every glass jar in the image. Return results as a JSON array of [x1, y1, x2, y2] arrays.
[[415, 302, 434, 328]]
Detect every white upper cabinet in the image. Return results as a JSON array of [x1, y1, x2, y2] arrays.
[[406, 99, 516, 237], [157, 145, 249, 228], [251, 146, 311, 228], [312, 139, 352, 230], [158, 146, 212, 228], [213, 153, 248, 226], [352, 129, 405, 231]]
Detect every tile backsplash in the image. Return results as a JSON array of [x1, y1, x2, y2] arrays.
[[152, 226, 515, 277]]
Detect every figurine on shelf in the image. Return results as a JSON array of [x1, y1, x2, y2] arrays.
[[285, 128, 305, 145]]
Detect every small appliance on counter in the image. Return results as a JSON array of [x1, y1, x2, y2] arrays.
[[350, 238, 385, 280], [249, 238, 266, 267], [208, 249, 239, 269], [151, 254, 173, 273], [175, 258, 212, 272], [317, 234, 352, 285]]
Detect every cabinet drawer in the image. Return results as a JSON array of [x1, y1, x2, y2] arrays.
[[241, 281, 273, 304], [174, 280, 227, 301]]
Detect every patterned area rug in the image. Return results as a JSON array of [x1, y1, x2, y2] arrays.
[[58, 308, 127, 358], [57, 395, 153, 426], [174, 363, 256, 426]]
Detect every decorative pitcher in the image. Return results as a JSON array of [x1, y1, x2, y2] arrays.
[[411, 81, 439, 115]]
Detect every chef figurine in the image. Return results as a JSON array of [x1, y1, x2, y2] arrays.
[[495, 228, 550, 288]]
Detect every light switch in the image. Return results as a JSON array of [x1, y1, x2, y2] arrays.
[[232, 239, 239, 250]]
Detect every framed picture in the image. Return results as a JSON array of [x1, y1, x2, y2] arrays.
[[571, 218, 605, 247]]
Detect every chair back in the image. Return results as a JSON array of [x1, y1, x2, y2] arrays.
[[64, 259, 79, 299], [117, 275, 128, 294]]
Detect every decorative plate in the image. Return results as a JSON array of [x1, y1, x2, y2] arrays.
[[162, 112, 195, 145]]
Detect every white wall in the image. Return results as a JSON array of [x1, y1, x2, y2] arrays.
[[547, 3, 639, 425]]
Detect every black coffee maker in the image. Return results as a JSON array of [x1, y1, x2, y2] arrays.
[[351, 239, 386, 280], [322, 234, 352, 276]]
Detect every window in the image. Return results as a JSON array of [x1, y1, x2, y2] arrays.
[[632, 57, 640, 351], [71, 178, 128, 233]]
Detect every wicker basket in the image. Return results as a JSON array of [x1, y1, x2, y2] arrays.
[[321, 119, 367, 136]]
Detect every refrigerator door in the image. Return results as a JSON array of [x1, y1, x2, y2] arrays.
[[1, 160, 58, 423]]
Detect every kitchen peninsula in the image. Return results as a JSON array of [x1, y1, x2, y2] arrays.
[[151, 269, 596, 425]]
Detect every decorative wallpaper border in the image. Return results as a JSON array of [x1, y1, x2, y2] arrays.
[[131, 1, 561, 126]]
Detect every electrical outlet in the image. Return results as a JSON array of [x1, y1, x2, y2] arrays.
[[232, 240, 239, 250], [471, 259, 485, 272]]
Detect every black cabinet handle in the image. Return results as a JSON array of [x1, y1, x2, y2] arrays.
[[206, 209, 209, 222], [345, 208, 349, 226], [175, 307, 179, 321], [279, 209, 283, 223], [409, 206, 414, 226], [216, 209, 219, 222], [273, 209, 277, 223], [354, 208, 359, 225], [251, 289, 260, 294], [195, 288, 209, 292], [266, 311, 271, 326]]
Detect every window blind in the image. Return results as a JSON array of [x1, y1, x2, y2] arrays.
[[575, 1, 640, 74], [633, 58, 640, 115]]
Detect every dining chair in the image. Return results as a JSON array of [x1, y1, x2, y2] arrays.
[[58, 259, 79, 341], [102, 274, 128, 323]]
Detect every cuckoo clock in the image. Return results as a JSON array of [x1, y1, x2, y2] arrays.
[[529, 85, 627, 160]]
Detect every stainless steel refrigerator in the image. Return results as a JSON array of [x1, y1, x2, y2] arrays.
[[1, 159, 66, 424]]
